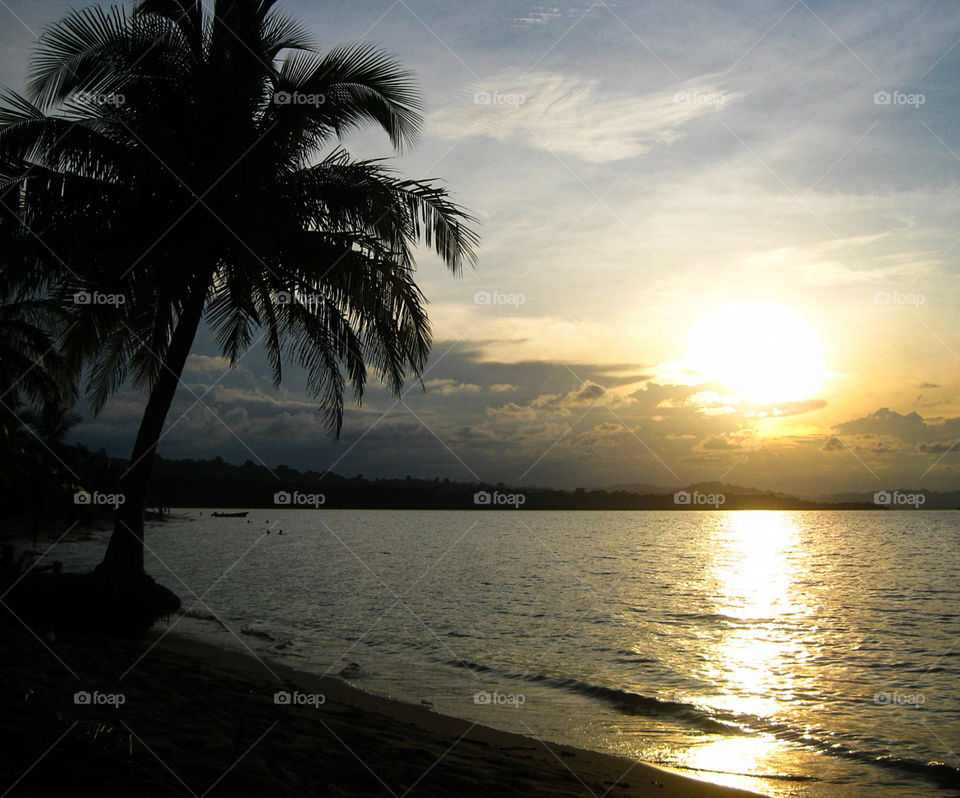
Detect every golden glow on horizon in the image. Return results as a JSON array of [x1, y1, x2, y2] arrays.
[[686, 302, 825, 404]]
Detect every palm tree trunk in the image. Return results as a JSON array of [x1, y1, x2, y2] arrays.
[[96, 273, 209, 577]]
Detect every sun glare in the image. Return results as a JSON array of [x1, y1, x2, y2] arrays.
[[685, 302, 825, 404]]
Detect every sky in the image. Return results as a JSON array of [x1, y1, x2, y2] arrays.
[[2, 0, 959, 496]]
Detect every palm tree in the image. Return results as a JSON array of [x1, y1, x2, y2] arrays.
[[0, 295, 76, 546], [0, 297, 71, 522], [0, 298, 68, 424], [21, 401, 82, 548], [0, 0, 477, 630]]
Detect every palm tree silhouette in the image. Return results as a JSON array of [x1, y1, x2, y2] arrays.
[[0, 0, 477, 630], [0, 298, 68, 422]]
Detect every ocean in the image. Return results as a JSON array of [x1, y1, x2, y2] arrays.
[[52, 510, 960, 797]]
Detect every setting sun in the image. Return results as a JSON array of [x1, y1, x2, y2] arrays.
[[686, 302, 825, 404]]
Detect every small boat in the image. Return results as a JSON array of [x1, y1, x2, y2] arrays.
[[211, 511, 249, 518]]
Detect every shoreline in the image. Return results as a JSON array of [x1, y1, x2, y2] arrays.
[[1, 616, 768, 797]]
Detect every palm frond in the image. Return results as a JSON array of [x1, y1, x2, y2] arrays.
[[135, 0, 204, 62], [271, 43, 423, 150]]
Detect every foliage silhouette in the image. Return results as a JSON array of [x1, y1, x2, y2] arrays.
[[0, 0, 477, 632]]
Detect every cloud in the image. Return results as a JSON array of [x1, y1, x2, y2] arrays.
[[835, 407, 931, 442], [518, 380, 619, 413], [512, 4, 562, 25], [568, 381, 606, 402], [833, 408, 960, 459], [184, 354, 233, 375], [424, 378, 482, 395], [822, 436, 845, 452], [745, 399, 828, 418], [428, 71, 737, 163], [486, 401, 538, 421], [702, 436, 742, 451], [917, 442, 957, 454]]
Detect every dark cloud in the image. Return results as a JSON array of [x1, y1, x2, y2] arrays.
[[917, 442, 957, 454], [835, 407, 960, 444], [569, 381, 606, 402]]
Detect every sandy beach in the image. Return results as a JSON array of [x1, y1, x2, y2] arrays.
[[0, 615, 767, 797]]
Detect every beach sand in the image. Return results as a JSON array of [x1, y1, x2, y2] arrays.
[[0, 616, 767, 797]]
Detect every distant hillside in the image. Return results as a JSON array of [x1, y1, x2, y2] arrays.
[[604, 482, 679, 495], [815, 489, 960, 510], [606, 481, 776, 497], [143, 456, 881, 511], [12, 444, 938, 519]]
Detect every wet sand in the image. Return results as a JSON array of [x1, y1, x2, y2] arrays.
[[0, 616, 768, 797]]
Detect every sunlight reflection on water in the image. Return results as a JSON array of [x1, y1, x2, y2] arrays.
[[681, 512, 809, 786]]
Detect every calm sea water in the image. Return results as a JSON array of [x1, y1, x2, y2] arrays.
[[53, 510, 960, 797]]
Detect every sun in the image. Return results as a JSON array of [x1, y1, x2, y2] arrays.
[[685, 302, 825, 404]]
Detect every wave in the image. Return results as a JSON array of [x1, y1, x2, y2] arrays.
[[446, 659, 742, 735], [179, 608, 228, 629], [240, 625, 275, 641], [445, 659, 960, 789]]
